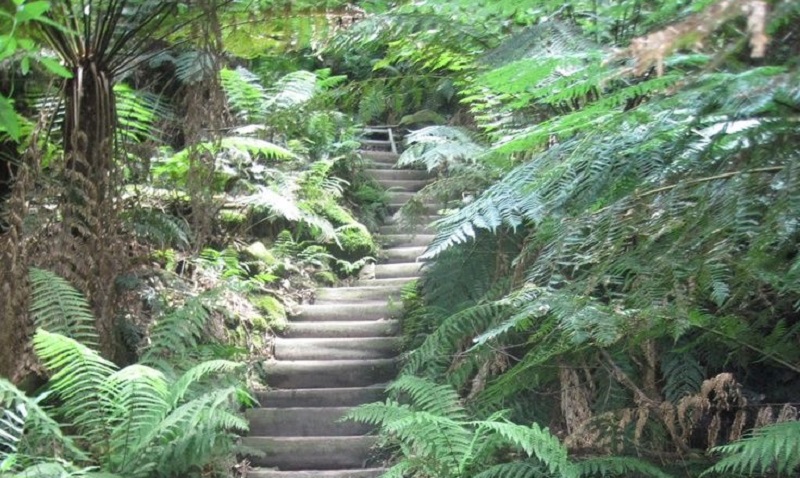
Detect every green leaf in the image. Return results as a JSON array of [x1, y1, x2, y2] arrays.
[[0, 95, 21, 141], [20, 56, 29, 75], [38, 57, 72, 78], [0, 37, 17, 62], [15, 1, 50, 22]]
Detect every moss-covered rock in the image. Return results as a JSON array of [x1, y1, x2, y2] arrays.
[[251, 294, 287, 331], [244, 241, 278, 266], [314, 270, 338, 286], [334, 225, 377, 261]]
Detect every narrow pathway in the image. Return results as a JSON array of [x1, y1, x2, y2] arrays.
[[243, 130, 438, 477]]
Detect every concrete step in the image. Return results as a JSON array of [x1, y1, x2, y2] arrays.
[[255, 386, 386, 408], [360, 140, 394, 152], [386, 191, 417, 203], [265, 359, 398, 388], [293, 302, 400, 321], [382, 246, 427, 263], [283, 320, 400, 338], [377, 179, 429, 192], [355, 277, 418, 287], [365, 169, 429, 181], [364, 161, 396, 170], [247, 406, 371, 436], [381, 234, 436, 247], [274, 337, 401, 360], [387, 202, 442, 215], [249, 469, 386, 478], [243, 436, 378, 469], [315, 286, 402, 303], [383, 214, 441, 225], [374, 262, 424, 279], [378, 224, 435, 234]]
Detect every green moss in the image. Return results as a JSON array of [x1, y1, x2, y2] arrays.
[[219, 209, 247, 225], [244, 241, 278, 266], [335, 225, 377, 259], [251, 295, 287, 331], [314, 270, 338, 286]]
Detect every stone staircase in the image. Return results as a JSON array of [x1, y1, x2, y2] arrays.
[[243, 128, 439, 477]]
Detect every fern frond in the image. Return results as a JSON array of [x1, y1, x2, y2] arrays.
[[139, 297, 211, 369], [398, 126, 487, 172], [576, 456, 673, 477], [473, 462, 550, 478], [168, 359, 244, 406], [0, 379, 87, 465], [404, 301, 510, 376], [478, 420, 574, 477], [265, 70, 319, 111], [28, 268, 99, 349], [32, 329, 116, 447], [703, 421, 800, 477], [388, 375, 468, 420]]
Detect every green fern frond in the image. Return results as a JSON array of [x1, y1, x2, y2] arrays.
[[703, 421, 800, 477], [168, 359, 244, 406], [139, 297, 212, 369], [473, 461, 550, 478], [28, 268, 100, 349], [114, 83, 171, 145], [221, 66, 269, 123], [266, 70, 319, 111], [398, 126, 487, 172], [388, 375, 468, 420], [576, 456, 673, 477], [404, 301, 510, 376], [32, 329, 116, 447], [0, 378, 87, 466], [123, 208, 191, 249]]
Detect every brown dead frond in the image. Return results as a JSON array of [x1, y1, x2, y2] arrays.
[[618, 0, 770, 76]]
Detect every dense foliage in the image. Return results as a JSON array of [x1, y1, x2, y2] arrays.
[[2, 0, 799, 477], [332, 0, 800, 477]]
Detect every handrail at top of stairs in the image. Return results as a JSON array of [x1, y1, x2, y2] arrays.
[[361, 126, 399, 155]]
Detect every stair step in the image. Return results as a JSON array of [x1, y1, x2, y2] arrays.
[[377, 179, 429, 192], [374, 262, 424, 279], [249, 469, 387, 478], [265, 359, 398, 388], [255, 386, 386, 408], [387, 202, 442, 215], [293, 302, 400, 321], [315, 286, 402, 303], [283, 320, 400, 338], [378, 224, 434, 234], [364, 161, 396, 170], [247, 407, 370, 436], [365, 169, 429, 181], [274, 337, 401, 360], [382, 246, 427, 263], [356, 277, 418, 287], [386, 191, 417, 203], [358, 138, 392, 148], [243, 436, 378, 470], [381, 234, 436, 247], [383, 214, 441, 225]]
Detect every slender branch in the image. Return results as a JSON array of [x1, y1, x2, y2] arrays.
[[636, 166, 785, 198]]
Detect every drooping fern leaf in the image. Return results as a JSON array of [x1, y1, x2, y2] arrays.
[[702, 421, 800, 477], [31, 329, 116, 448]]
